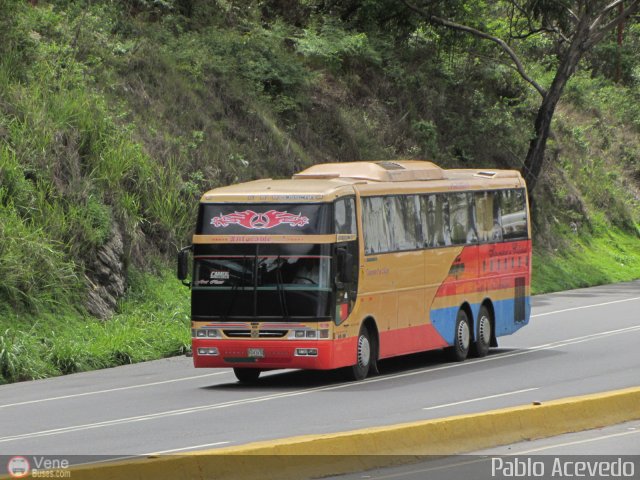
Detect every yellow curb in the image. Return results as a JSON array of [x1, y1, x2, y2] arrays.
[[8, 386, 640, 480]]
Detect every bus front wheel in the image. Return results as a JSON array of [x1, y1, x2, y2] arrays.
[[233, 368, 261, 384], [447, 309, 471, 362], [348, 327, 371, 381]]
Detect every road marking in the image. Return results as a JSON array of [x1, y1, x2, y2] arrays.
[[1, 325, 639, 444], [146, 441, 231, 455], [531, 296, 640, 318], [422, 388, 538, 411], [68, 441, 234, 468], [509, 427, 640, 454], [0, 371, 230, 410]]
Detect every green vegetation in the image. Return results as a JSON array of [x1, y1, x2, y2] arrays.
[[0, 1, 638, 383], [0, 269, 189, 385], [533, 228, 640, 295]]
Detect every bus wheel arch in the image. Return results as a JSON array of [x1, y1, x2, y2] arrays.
[[362, 317, 379, 375]]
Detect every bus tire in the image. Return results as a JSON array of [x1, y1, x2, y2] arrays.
[[233, 368, 261, 384], [447, 309, 471, 362], [348, 326, 371, 381], [473, 305, 492, 358]]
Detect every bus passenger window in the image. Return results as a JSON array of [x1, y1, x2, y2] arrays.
[[385, 195, 421, 251], [449, 193, 477, 245], [363, 197, 391, 254], [433, 194, 451, 247], [500, 189, 528, 240], [475, 191, 502, 243]]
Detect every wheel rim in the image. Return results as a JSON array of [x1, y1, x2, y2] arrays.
[[478, 314, 491, 345], [457, 318, 470, 350], [357, 334, 371, 367]]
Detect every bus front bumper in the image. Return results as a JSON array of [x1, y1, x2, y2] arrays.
[[192, 338, 355, 370]]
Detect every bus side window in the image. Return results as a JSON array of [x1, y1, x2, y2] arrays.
[[500, 189, 528, 240], [492, 191, 503, 241], [385, 195, 421, 251], [335, 197, 356, 235], [419, 195, 430, 248], [475, 191, 502, 243], [434, 194, 451, 247], [363, 197, 391, 254], [449, 192, 476, 245]]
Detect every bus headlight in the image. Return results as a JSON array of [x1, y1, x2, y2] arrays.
[[193, 329, 220, 338], [295, 348, 318, 356], [197, 347, 219, 355]]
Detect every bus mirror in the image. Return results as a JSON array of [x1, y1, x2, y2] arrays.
[[337, 248, 354, 284], [177, 246, 192, 286]]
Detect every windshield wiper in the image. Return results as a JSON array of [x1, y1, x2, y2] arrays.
[[222, 255, 250, 321], [273, 256, 291, 321]]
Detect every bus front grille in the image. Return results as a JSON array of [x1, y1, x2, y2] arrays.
[[223, 329, 288, 338]]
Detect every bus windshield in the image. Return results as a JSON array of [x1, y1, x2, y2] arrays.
[[191, 244, 332, 321]]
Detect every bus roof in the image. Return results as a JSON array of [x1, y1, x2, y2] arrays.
[[200, 161, 526, 202]]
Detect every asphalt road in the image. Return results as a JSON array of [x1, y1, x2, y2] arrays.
[[1, 280, 639, 457]]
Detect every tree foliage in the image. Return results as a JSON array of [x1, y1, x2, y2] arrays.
[[403, 0, 640, 192]]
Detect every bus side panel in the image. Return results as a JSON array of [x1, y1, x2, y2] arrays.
[[378, 324, 448, 358], [483, 239, 532, 336], [429, 245, 479, 345], [430, 240, 531, 344], [331, 336, 359, 369]]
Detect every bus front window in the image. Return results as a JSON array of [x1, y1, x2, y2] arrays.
[[191, 245, 332, 321]]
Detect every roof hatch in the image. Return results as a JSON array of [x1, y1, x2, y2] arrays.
[[293, 161, 444, 182]]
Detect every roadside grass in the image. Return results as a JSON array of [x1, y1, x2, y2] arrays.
[[533, 228, 640, 295], [0, 270, 190, 385]]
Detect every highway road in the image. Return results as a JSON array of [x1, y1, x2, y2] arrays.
[[1, 280, 639, 458]]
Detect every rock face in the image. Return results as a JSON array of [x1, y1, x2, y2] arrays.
[[86, 224, 127, 319]]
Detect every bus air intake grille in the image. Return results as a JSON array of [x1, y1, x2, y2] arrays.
[[223, 329, 288, 338]]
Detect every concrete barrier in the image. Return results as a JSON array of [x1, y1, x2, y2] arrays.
[[11, 386, 640, 480]]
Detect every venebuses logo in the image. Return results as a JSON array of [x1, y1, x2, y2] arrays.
[[211, 210, 310, 230], [7, 456, 30, 478]]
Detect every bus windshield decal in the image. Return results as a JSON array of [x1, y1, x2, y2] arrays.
[[211, 210, 310, 230], [197, 204, 332, 235]]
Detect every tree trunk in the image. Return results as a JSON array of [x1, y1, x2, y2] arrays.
[[522, 16, 592, 192]]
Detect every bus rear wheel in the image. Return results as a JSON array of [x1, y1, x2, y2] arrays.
[[472, 305, 492, 358], [233, 368, 261, 384], [347, 327, 371, 381], [447, 309, 471, 362]]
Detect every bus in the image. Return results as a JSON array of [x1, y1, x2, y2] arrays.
[[177, 160, 531, 383]]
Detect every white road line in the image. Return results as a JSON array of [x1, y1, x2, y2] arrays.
[[69, 441, 234, 468], [510, 427, 640, 454], [422, 388, 538, 411], [2, 325, 639, 444], [531, 296, 640, 318], [0, 371, 230, 409], [146, 441, 231, 455]]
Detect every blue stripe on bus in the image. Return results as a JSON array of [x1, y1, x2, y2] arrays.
[[430, 298, 531, 346]]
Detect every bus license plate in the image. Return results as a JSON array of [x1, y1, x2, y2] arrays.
[[248, 348, 264, 358]]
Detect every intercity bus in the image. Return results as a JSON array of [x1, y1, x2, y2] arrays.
[[177, 161, 531, 383]]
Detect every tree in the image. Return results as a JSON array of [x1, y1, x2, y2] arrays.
[[403, 0, 640, 192]]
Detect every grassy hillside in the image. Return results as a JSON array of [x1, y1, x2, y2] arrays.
[[1, 0, 639, 383]]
